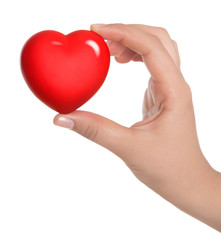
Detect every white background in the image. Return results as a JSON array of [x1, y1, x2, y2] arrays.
[[0, 0, 221, 239]]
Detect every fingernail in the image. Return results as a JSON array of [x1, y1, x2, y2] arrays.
[[91, 24, 107, 31], [91, 23, 107, 27], [54, 116, 74, 130]]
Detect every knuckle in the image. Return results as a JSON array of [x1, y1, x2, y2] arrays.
[[157, 27, 169, 36], [127, 23, 143, 28], [109, 23, 126, 30], [108, 23, 130, 42], [172, 39, 178, 47], [156, 27, 172, 42], [179, 83, 193, 107], [150, 34, 159, 41], [83, 121, 99, 141], [185, 83, 193, 101], [150, 34, 162, 45]]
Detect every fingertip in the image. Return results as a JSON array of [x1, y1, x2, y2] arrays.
[[114, 56, 131, 64], [53, 114, 75, 130], [53, 114, 60, 125], [90, 23, 107, 32]]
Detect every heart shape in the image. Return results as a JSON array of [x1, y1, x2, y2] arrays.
[[20, 30, 110, 113]]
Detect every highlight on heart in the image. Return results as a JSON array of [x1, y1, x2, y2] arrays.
[[20, 30, 110, 114]]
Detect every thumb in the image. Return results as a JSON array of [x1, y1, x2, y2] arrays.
[[53, 110, 132, 156]]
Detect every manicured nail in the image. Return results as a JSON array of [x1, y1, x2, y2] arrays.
[[54, 116, 74, 130], [91, 24, 107, 31], [91, 23, 107, 27]]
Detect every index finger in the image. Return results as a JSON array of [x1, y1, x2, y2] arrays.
[[90, 23, 185, 96]]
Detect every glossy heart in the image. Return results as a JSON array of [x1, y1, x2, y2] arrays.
[[20, 30, 110, 113]]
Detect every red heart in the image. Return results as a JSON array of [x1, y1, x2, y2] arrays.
[[20, 30, 110, 114]]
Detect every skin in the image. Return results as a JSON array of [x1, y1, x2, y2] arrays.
[[54, 23, 221, 232]]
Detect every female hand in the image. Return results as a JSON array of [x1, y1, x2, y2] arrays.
[[54, 23, 221, 231]]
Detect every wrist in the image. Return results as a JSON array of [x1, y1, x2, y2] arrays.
[[153, 154, 221, 231]]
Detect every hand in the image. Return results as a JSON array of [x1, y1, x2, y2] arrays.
[[53, 23, 221, 231]]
